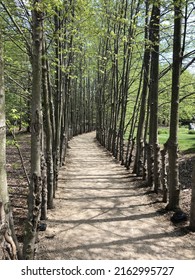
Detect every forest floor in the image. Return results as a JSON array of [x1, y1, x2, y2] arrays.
[[3, 131, 195, 259]]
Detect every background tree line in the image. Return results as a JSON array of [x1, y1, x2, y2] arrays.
[[0, 0, 195, 259]]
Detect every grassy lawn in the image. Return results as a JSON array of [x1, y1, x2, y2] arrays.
[[158, 126, 195, 153]]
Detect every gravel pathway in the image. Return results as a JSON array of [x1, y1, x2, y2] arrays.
[[36, 132, 195, 260]]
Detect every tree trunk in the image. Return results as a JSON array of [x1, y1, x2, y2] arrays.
[[0, 24, 17, 260], [23, 0, 43, 259], [161, 147, 168, 203], [53, 10, 63, 193], [189, 164, 195, 231], [133, 0, 150, 175], [166, 0, 182, 211], [42, 39, 54, 209], [148, 2, 160, 191]]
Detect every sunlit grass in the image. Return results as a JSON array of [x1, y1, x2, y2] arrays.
[[158, 126, 195, 153], [124, 125, 195, 153]]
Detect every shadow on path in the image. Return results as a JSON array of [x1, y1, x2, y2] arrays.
[[36, 132, 195, 260]]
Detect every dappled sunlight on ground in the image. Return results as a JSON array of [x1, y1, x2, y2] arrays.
[[36, 132, 195, 260]]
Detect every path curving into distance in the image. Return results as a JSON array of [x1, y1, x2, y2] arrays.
[[37, 132, 195, 260]]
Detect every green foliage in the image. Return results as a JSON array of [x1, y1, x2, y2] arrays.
[[5, 92, 29, 127], [34, 0, 63, 13], [1, 0, 195, 150], [6, 139, 15, 146], [179, 71, 195, 119], [157, 67, 195, 125]]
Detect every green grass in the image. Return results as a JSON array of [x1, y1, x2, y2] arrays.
[[124, 125, 195, 153], [158, 127, 195, 153]]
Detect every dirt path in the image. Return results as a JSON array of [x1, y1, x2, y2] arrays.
[[36, 132, 195, 260]]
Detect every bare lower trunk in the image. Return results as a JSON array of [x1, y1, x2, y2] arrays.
[[190, 164, 195, 231], [40, 152, 47, 220], [161, 147, 168, 203]]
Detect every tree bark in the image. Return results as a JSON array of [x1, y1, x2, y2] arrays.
[[166, 0, 182, 211], [0, 25, 17, 260], [53, 10, 63, 193], [42, 39, 54, 209], [133, 0, 150, 175], [23, 0, 43, 259], [148, 2, 160, 191], [190, 164, 195, 231]]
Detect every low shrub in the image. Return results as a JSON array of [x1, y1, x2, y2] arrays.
[[158, 129, 168, 135], [188, 130, 195, 135]]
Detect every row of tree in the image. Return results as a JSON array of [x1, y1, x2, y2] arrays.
[[0, 0, 96, 259], [94, 0, 195, 228], [0, 0, 195, 260]]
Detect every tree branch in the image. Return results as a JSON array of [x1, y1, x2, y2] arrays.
[[0, 1, 32, 56]]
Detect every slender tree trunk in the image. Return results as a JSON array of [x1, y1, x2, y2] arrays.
[[53, 10, 64, 193], [149, 2, 160, 192], [23, 0, 43, 259], [148, 2, 160, 191], [42, 39, 54, 209], [125, 75, 142, 170], [0, 25, 17, 260], [79, 60, 84, 134], [96, 37, 109, 146], [120, 0, 141, 166], [166, 0, 182, 211], [46, 60, 55, 145], [111, 35, 120, 157], [190, 164, 195, 231], [161, 146, 168, 203], [133, 0, 150, 175], [40, 147, 47, 220]]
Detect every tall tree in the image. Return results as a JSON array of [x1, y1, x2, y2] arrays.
[[148, 1, 161, 192], [190, 164, 195, 231], [0, 23, 17, 260], [23, 0, 43, 259], [133, 0, 150, 176], [42, 37, 54, 210], [166, 0, 182, 210]]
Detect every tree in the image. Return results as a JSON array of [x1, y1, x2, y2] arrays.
[[148, 1, 161, 192], [166, 0, 182, 211], [23, 0, 43, 259], [0, 23, 17, 260], [42, 38, 54, 210], [1, 0, 195, 261], [133, 0, 150, 176], [190, 164, 195, 231]]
